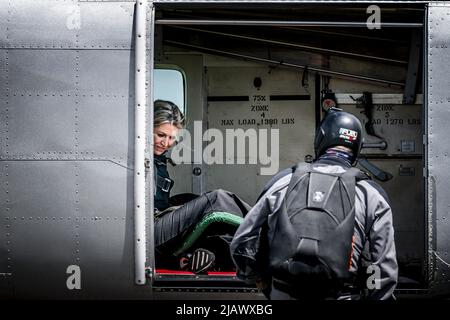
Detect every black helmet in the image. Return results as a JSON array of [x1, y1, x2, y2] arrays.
[[314, 109, 363, 163]]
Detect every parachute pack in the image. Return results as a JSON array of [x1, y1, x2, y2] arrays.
[[268, 162, 368, 298]]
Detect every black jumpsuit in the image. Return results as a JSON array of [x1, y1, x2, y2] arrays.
[[153, 153, 251, 259]]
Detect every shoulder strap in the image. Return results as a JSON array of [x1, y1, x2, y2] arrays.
[[153, 163, 174, 194], [257, 166, 295, 201], [339, 167, 368, 206], [340, 168, 360, 207], [153, 163, 157, 195], [286, 162, 311, 196]]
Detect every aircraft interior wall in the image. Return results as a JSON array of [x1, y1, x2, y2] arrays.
[[157, 2, 426, 291]]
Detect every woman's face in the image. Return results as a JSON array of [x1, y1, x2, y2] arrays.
[[153, 123, 179, 155]]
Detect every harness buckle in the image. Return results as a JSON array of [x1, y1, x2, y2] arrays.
[[161, 178, 172, 192]]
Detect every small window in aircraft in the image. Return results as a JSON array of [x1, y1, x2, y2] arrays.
[[154, 68, 185, 114]]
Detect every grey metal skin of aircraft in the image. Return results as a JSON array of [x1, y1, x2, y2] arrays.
[[0, 0, 449, 300]]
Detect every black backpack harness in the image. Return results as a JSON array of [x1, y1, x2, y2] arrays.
[[267, 162, 368, 298]]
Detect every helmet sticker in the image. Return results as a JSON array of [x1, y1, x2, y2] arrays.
[[339, 128, 358, 141]]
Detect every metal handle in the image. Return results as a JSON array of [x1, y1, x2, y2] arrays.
[[362, 141, 388, 150]]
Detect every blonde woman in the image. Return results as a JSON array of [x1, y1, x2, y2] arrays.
[[152, 100, 250, 273]]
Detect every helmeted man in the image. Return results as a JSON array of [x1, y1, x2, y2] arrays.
[[230, 109, 398, 300]]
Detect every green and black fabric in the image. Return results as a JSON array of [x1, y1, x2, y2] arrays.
[[154, 189, 250, 271], [152, 155, 251, 271], [173, 211, 244, 256]]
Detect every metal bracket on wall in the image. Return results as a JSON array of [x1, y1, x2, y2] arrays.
[[403, 29, 421, 104]]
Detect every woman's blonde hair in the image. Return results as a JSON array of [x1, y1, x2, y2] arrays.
[[153, 99, 184, 129]]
